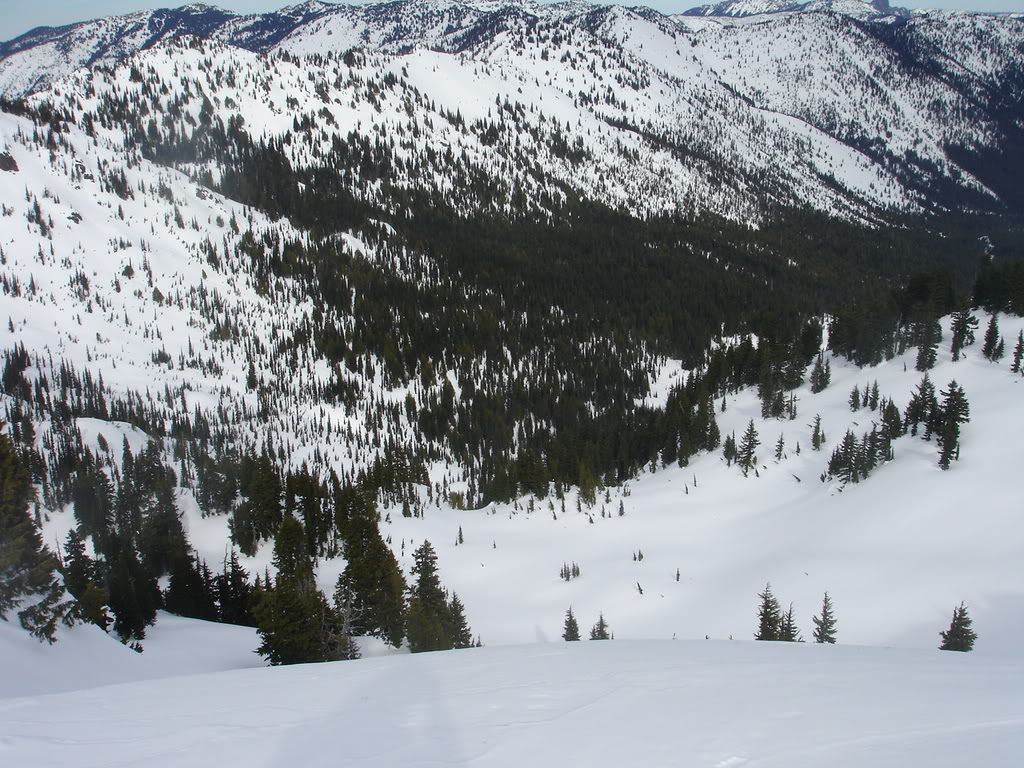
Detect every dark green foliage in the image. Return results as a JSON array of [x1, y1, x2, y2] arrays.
[[0, 429, 75, 643], [808, 353, 831, 394], [722, 432, 737, 466], [1011, 330, 1024, 374], [826, 426, 890, 485], [335, 487, 406, 646], [445, 593, 473, 649], [105, 533, 160, 644], [737, 420, 759, 477], [255, 576, 343, 665], [982, 313, 1001, 361], [779, 603, 802, 642], [61, 529, 110, 630], [904, 374, 938, 438], [562, 606, 580, 641], [937, 380, 970, 470], [215, 550, 255, 626], [974, 257, 1024, 316], [164, 553, 218, 621], [589, 612, 611, 640], [810, 414, 825, 451], [255, 516, 349, 665], [939, 602, 977, 652], [848, 384, 860, 411], [914, 318, 940, 372], [812, 592, 837, 643], [406, 540, 474, 653], [949, 309, 978, 361], [755, 583, 781, 641]]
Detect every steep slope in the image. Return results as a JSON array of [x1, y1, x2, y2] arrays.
[[2, 2, 1022, 219]]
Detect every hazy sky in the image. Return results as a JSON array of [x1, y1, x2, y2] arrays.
[[2, 0, 1021, 43]]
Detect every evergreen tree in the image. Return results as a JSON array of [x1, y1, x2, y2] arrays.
[[722, 432, 737, 466], [779, 603, 802, 642], [774, 434, 785, 462], [445, 592, 473, 649], [164, 552, 218, 621], [982, 313, 1001, 361], [937, 380, 970, 470], [810, 414, 825, 451], [105, 533, 160, 644], [62, 529, 110, 630], [589, 612, 611, 640], [255, 516, 344, 665], [335, 491, 406, 646], [904, 373, 937, 437], [216, 550, 255, 626], [939, 602, 977, 652], [562, 606, 581, 641], [1011, 331, 1024, 374], [915, 318, 939, 371], [406, 540, 465, 653], [0, 429, 75, 643], [755, 582, 781, 641], [949, 309, 978, 362], [737, 420, 760, 477], [848, 384, 861, 411], [811, 592, 837, 643], [809, 353, 831, 393]]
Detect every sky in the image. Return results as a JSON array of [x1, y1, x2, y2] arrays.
[[1, 0, 1022, 42]]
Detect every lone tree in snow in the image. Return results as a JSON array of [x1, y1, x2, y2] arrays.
[[589, 613, 611, 640], [939, 602, 977, 652], [562, 607, 580, 641], [737, 420, 760, 477], [811, 592, 838, 643]]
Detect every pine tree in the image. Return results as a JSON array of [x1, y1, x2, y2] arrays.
[[737, 420, 760, 477], [809, 353, 830, 393], [937, 380, 970, 470], [848, 384, 860, 411], [62, 529, 110, 630], [810, 414, 825, 451], [562, 606, 581, 640], [982, 313, 1001, 361], [105, 533, 160, 644], [811, 592, 837, 643], [407, 540, 461, 653], [1011, 331, 1024, 374], [904, 373, 937, 437], [774, 434, 785, 461], [949, 309, 978, 362], [779, 603, 802, 642], [755, 583, 781, 641], [255, 516, 344, 664], [722, 432, 737, 466], [915, 318, 940, 372], [445, 592, 473, 649], [939, 602, 977, 652], [0, 429, 75, 643], [589, 612, 611, 640]]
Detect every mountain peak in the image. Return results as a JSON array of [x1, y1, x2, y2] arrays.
[[682, 0, 907, 19]]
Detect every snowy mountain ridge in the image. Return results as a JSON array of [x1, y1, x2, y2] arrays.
[[1, 0, 1023, 690]]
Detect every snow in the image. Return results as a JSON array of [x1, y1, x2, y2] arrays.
[[1, 636, 1022, 766], [0, 612, 262, 698]]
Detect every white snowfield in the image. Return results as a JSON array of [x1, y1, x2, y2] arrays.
[[1, 637, 1022, 767]]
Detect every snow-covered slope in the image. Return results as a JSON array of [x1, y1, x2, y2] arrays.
[[3, 637, 1022, 767], [1, 2, 1022, 221]]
